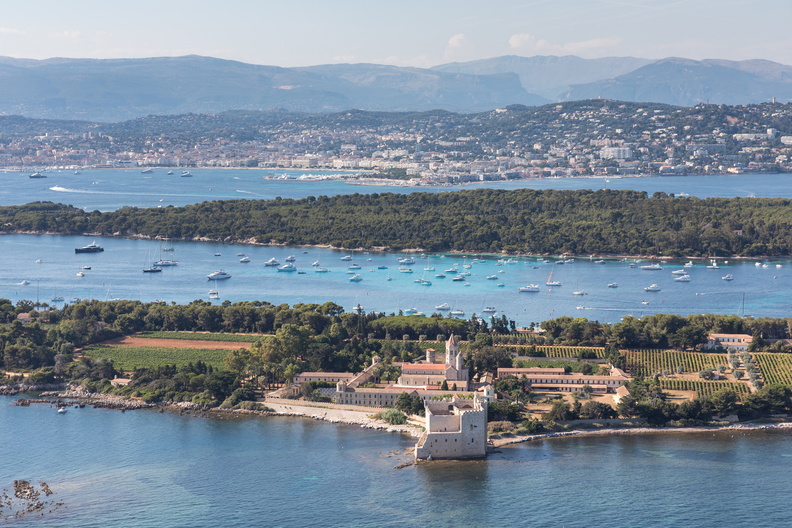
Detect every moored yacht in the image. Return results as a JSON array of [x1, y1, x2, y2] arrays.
[[644, 283, 661, 291], [518, 284, 540, 292], [278, 263, 297, 272], [264, 258, 280, 267], [207, 270, 231, 280], [435, 302, 451, 310]]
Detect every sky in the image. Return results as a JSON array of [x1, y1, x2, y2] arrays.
[[1, 0, 791, 67]]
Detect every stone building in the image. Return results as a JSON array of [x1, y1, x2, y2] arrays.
[[397, 335, 469, 390], [414, 395, 488, 460]]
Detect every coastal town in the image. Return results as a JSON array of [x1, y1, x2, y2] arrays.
[[3, 100, 792, 184]]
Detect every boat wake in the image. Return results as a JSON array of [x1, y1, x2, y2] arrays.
[[49, 185, 222, 198]]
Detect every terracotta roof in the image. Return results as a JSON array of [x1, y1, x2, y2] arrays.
[[401, 363, 448, 370]]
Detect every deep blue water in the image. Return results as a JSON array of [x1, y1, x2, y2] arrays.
[[4, 168, 792, 212], [2, 395, 792, 527]]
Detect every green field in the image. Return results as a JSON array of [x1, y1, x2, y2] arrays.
[[753, 353, 792, 385], [658, 378, 751, 399], [83, 345, 229, 370], [624, 349, 727, 376], [137, 331, 264, 343]]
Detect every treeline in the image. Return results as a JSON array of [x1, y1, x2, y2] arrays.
[[498, 313, 792, 351], [0, 298, 494, 372], [4, 188, 792, 255]]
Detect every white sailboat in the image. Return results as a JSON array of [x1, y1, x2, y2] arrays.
[[546, 268, 561, 287]]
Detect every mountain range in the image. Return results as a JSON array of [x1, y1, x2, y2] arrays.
[[0, 54, 790, 122]]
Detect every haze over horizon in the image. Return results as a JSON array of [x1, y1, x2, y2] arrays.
[[4, 0, 791, 68]]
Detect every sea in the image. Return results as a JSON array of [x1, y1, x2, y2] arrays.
[[3, 395, 792, 527], [3, 169, 792, 527], [2, 169, 792, 326]]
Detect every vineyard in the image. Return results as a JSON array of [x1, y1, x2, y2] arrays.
[[138, 331, 263, 342], [624, 350, 727, 376], [83, 345, 229, 370], [502, 345, 606, 359], [658, 379, 751, 399], [753, 353, 792, 385]]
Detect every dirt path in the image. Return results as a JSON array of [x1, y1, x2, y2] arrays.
[[99, 336, 253, 350]]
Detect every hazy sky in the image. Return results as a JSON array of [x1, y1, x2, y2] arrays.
[[2, 0, 790, 67]]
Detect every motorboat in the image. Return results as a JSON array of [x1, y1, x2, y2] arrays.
[[722, 274, 734, 281], [167, 170, 174, 175], [347, 264, 361, 270], [314, 267, 329, 273], [153, 259, 178, 266], [452, 275, 466, 282], [399, 267, 413, 273], [608, 283, 619, 288], [264, 258, 280, 267], [434, 273, 446, 278], [482, 307, 497, 313], [706, 259, 720, 269], [449, 310, 465, 317], [75, 241, 104, 253], [640, 263, 663, 270], [141, 168, 153, 174], [82, 266, 91, 270], [486, 275, 498, 280], [51, 295, 64, 302], [572, 290, 587, 296], [518, 284, 540, 292], [17, 280, 31, 285], [340, 255, 353, 261], [208, 289, 220, 299], [674, 274, 691, 282], [348, 274, 363, 282], [239, 256, 251, 263], [404, 307, 419, 315], [181, 170, 193, 177], [76, 272, 84, 277], [29, 172, 47, 178], [435, 302, 451, 310], [278, 263, 297, 272], [684, 261, 694, 267], [312, 261, 321, 266], [398, 257, 415, 265], [671, 269, 687, 275], [644, 284, 661, 291], [285, 255, 296, 262], [143, 265, 162, 273], [57, 407, 67, 414], [207, 270, 231, 280], [378, 266, 389, 270]]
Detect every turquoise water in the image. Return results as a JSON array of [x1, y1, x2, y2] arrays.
[[0, 233, 788, 326], [3, 395, 792, 527], [4, 169, 792, 212]]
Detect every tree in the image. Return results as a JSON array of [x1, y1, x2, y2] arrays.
[[710, 388, 739, 417]]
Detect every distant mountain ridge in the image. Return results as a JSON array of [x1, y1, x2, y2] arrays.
[[0, 54, 790, 121]]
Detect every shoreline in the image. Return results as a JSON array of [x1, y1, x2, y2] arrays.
[[491, 421, 792, 447]]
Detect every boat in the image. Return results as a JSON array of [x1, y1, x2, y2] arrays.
[[640, 263, 663, 270], [51, 295, 64, 302], [482, 307, 497, 313], [81, 266, 91, 270], [207, 270, 231, 280], [671, 269, 687, 275], [141, 168, 153, 174], [707, 259, 720, 269], [641, 301, 650, 305], [313, 261, 321, 267], [449, 310, 465, 317], [340, 255, 353, 261], [576, 305, 585, 310], [486, 275, 499, 280], [314, 267, 329, 273], [674, 274, 691, 282], [546, 269, 561, 287], [75, 241, 104, 254], [572, 290, 587, 296], [608, 283, 619, 288], [722, 274, 734, 281], [594, 260, 606, 264], [684, 261, 694, 267], [264, 258, 280, 267], [518, 284, 540, 292], [399, 267, 413, 273], [348, 274, 363, 282], [167, 170, 174, 175], [419, 280, 432, 286], [29, 172, 47, 178], [239, 256, 251, 263], [404, 307, 419, 315], [57, 407, 67, 414], [181, 171, 193, 177], [424, 267, 435, 271], [644, 284, 661, 291], [377, 265, 388, 270], [278, 263, 297, 272], [452, 275, 466, 282], [347, 264, 361, 270], [76, 272, 84, 277], [285, 255, 296, 262], [398, 257, 415, 265], [143, 266, 162, 273], [153, 255, 178, 266], [208, 289, 220, 299], [435, 302, 451, 310], [434, 273, 446, 278]]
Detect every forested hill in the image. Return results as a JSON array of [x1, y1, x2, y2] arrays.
[[3, 189, 792, 257]]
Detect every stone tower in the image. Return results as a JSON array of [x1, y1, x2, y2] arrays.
[[445, 334, 463, 372]]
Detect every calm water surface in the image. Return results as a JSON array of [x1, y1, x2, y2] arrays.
[[3, 169, 792, 212], [2, 395, 791, 527]]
